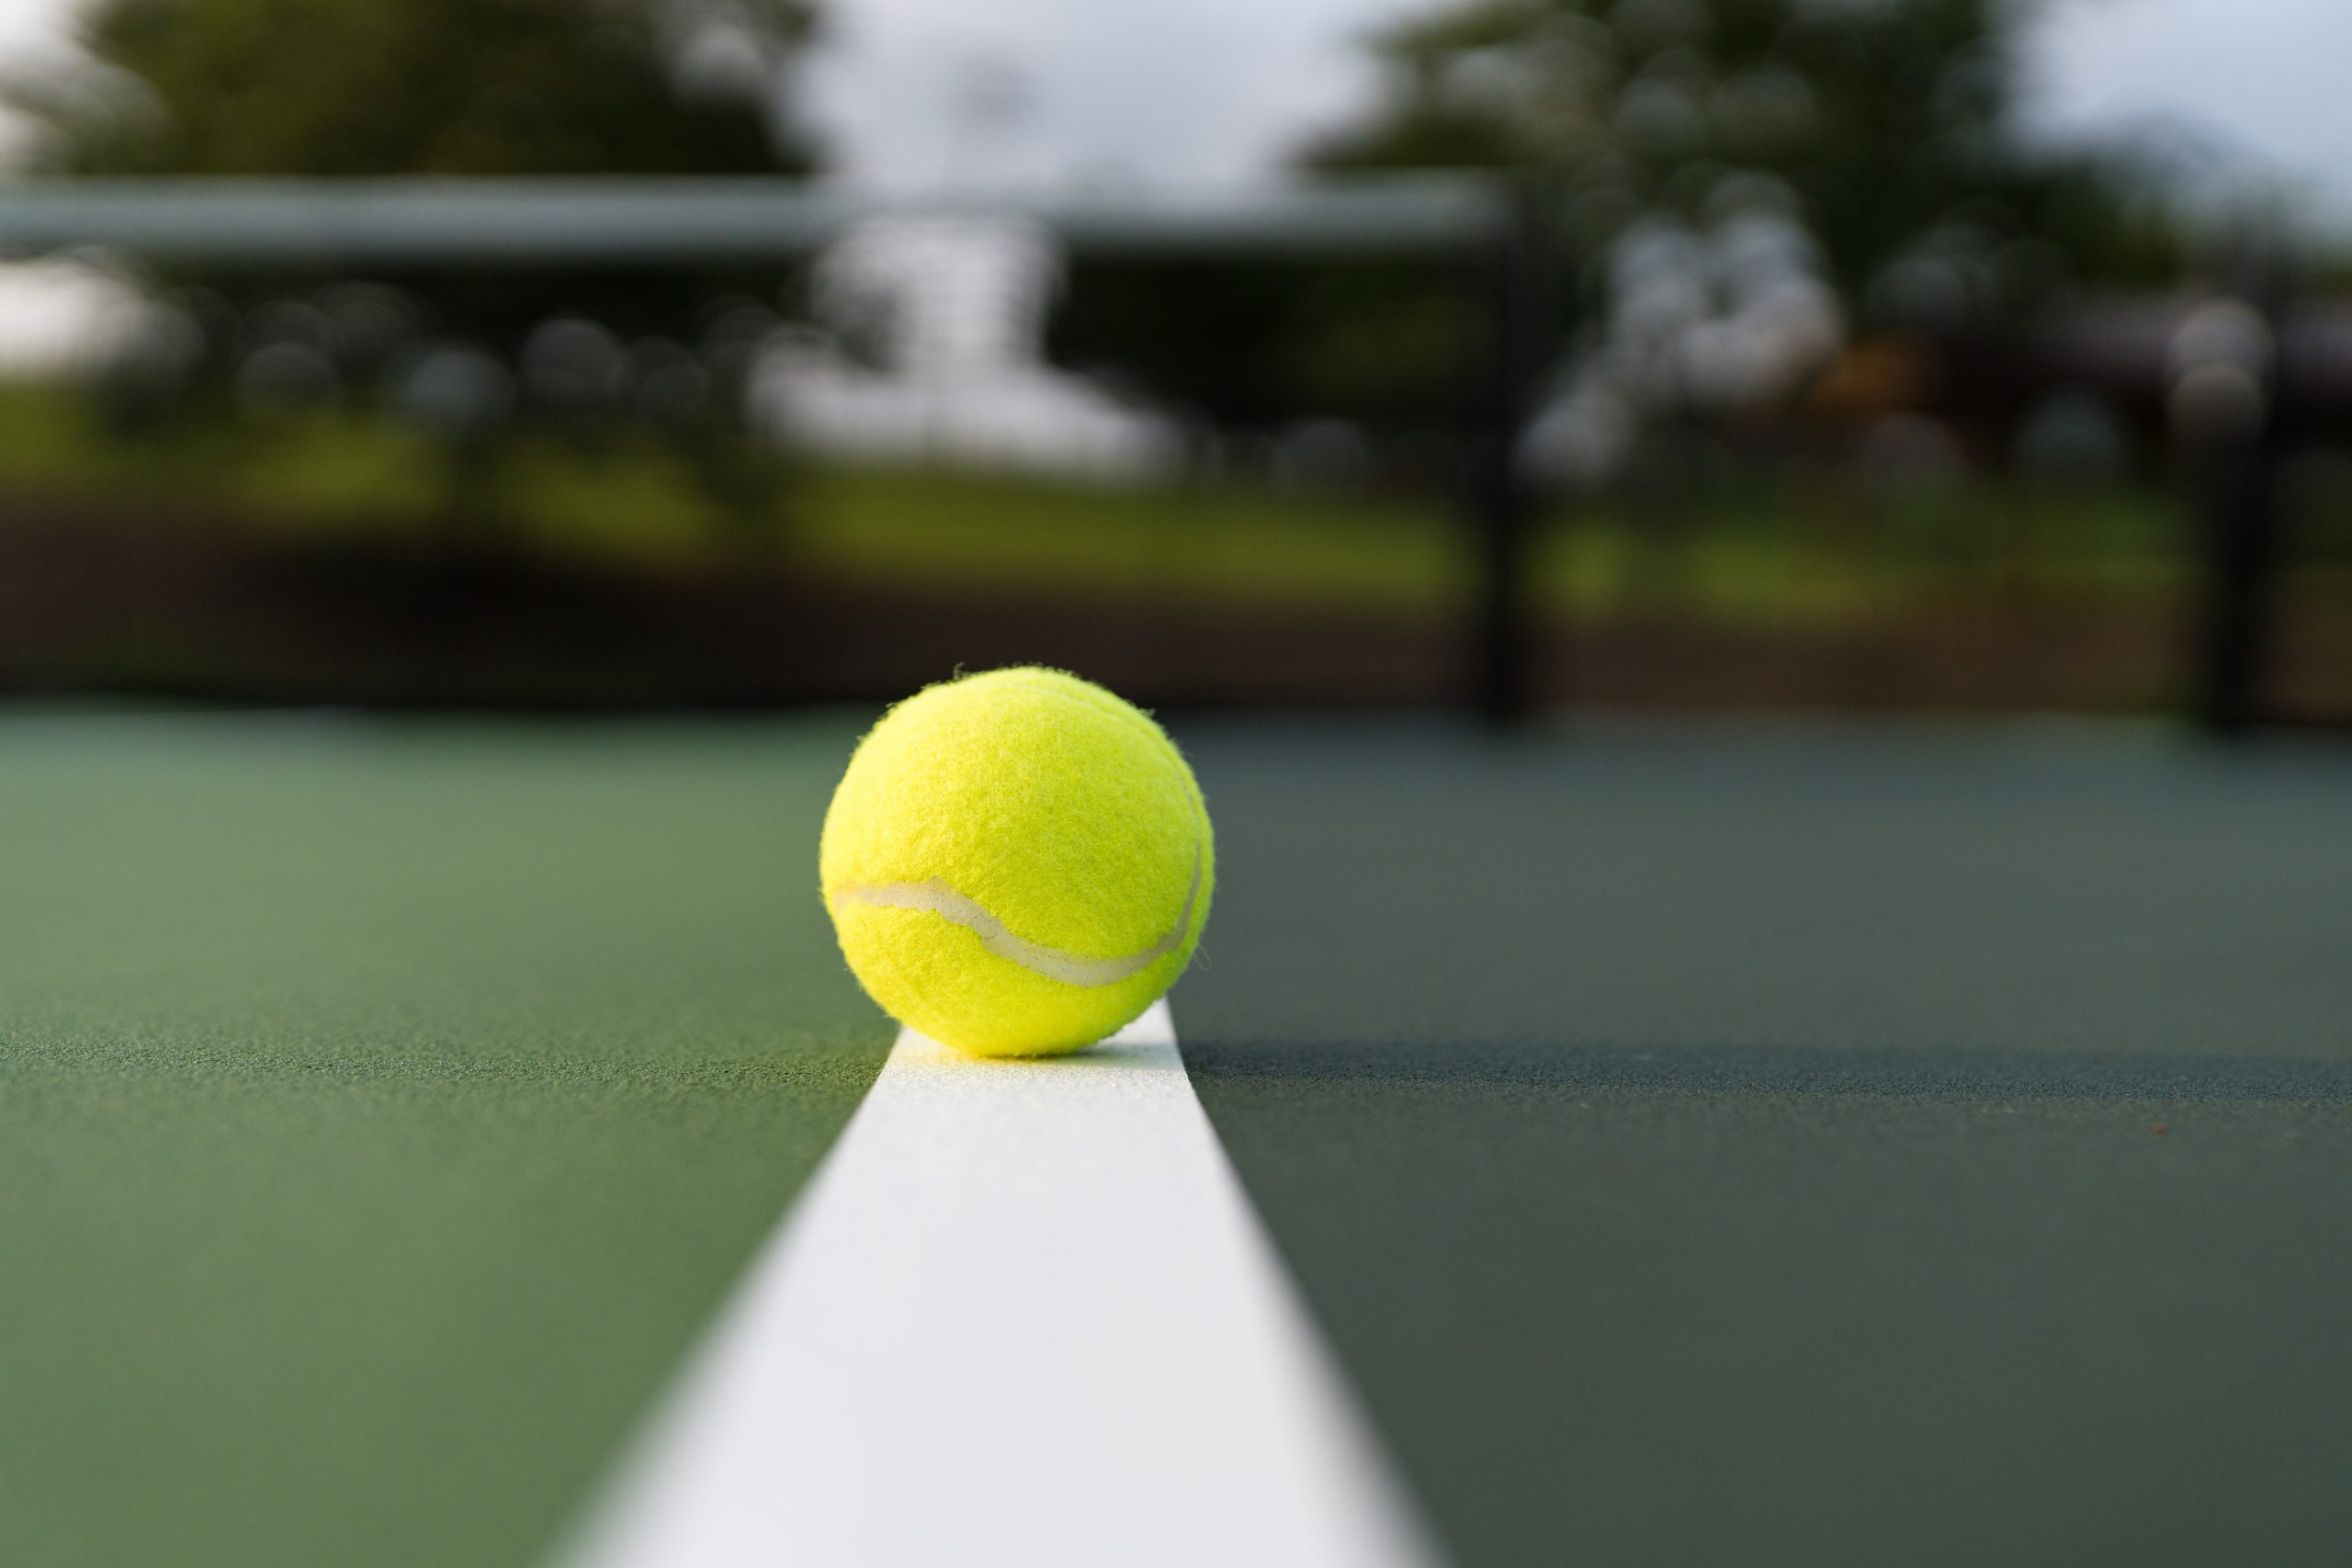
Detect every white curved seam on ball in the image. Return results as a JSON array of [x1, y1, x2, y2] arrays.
[[831, 845, 1204, 988]]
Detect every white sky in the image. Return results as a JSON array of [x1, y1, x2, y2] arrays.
[[791, 0, 2352, 218], [797, 0, 1426, 191], [0, 0, 2345, 207], [2020, 0, 2352, 224]]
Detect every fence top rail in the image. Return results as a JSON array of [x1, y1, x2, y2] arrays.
[[0, 176, 1512, 266]]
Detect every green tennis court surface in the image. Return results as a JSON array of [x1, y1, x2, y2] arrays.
[[1179, 723, 2352, 1566], [2, 712, 2348, 1565], [0, 715, 892, 1568]]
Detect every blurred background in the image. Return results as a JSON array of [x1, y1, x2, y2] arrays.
[[0, 0, 2342, 728]]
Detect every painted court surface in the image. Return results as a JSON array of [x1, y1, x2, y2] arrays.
[[0, 712, 2348, 1566]]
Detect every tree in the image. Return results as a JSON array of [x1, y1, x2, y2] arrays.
[[1307, 0, 2176, 307], [2, 0, 827, 550], [9, 0, 819, 176], [0, 0, 828, 355]]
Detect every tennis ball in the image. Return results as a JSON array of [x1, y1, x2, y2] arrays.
[[820, 667, 1214, 1057]]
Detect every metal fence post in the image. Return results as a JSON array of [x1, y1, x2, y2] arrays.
[[2188, 256, 2290, 736], [1467, 181, 1552, 725], [2193, 417, 2283, 735]]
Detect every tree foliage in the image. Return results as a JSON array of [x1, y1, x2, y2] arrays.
[[10, 0, 819, 176], [1309, 0, 2177, 303], [1, 0, 825, 547]]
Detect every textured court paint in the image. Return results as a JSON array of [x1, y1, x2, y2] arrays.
[[0, 714, 894, 1568], [15, 712, 2352, 1568], [1175, 719, 2352, 1568], [571, 1000, 1441, 1568], [1173, 716, 2352, 1056], [1191, 1059, 2352, 1568]]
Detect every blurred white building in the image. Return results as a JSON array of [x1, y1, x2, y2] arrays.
[[750, 215, 1180, 479]]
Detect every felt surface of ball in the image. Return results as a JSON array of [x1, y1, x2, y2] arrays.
[[820, 667, 1215, 1056]]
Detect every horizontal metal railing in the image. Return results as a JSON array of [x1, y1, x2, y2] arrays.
[[0, 175, 1510, 265]]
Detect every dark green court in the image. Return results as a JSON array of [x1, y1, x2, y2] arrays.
[[1, 712, 2346, 1567]]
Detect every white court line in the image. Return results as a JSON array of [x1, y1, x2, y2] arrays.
[[566, 999, 1443, 1568]]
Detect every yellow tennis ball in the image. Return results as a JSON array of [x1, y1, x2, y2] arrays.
[[820, 667, 1214, 1057]]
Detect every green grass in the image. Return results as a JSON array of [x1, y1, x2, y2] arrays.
[[797, 463, 1474, 614], [1537, 481, 2198, 628], [0, 387, 447, 531], [0, 381, 2213, 630], [0, 712, 896, 1568]]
